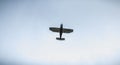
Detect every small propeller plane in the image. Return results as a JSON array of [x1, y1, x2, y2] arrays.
[[49, 24, 73, 40]]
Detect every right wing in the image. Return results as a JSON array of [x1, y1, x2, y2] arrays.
[[63, 28, 73, 33], [49, 27, 60, 32]]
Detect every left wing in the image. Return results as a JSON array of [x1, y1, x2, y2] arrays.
[[63, 28, 73, 33], [49, 27, 60, 32]]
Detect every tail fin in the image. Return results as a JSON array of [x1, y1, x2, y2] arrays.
[[56, 37, 65, 40]]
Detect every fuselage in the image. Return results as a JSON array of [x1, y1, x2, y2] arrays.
[[60, 24, 63, 39]]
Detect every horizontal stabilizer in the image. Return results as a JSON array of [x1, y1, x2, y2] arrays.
[[56, 37, 65, 40]]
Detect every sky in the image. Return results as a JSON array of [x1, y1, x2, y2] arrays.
[[0, 0, 120, 65]]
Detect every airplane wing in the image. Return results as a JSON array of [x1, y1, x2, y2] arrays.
[[63, 28, 73, 33], [49, 27, 60, 32]]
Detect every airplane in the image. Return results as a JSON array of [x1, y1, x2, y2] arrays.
[[49, 24, 73, 40]]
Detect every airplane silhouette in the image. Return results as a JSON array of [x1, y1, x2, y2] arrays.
[[49, 24, 73, 40]]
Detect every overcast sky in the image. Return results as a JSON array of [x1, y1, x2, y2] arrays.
[[0, 0, 120, 65]]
